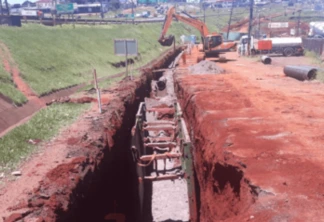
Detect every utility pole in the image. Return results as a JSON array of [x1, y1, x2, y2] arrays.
[[52, 0, 56, 26], [226, 0, 234, 40], [258, 10, 260, 38], [203, 1, 206, 23], [247, 0, 254, 56], [297, 9, 301, 36], [100, 0, 104, 19], [4, 0, 8, 15], [131, 0, 134, 25], [0, 0, 3, 16]]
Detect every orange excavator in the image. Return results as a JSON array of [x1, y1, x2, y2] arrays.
[[158, 6, 236, 59]]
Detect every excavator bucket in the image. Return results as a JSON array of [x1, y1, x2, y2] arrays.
[[158, 35, 175, 47]]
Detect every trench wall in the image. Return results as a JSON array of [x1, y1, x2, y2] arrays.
[[4, 47, 182, 222], [174, 74, 259, 222]]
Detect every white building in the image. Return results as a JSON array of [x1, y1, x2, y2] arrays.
[[35, 0, 54, 9]]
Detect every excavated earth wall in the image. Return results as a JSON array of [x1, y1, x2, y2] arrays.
[[174, 72, 324, 222], [4, 48, 181, 222], [174, 74, 258, 222]]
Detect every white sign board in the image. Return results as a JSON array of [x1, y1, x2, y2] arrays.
[[21, 10, 37, 16], [268, 22, 289, 29], [114, 39, 138, 56]]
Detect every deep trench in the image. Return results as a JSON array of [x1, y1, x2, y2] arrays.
[[51, 48, 252, 222], [53, 51, 182, 222]]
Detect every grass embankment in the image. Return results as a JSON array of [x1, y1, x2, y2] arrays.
[[0, 21, 192, 172], [0, 22, 192, 97], [0, 103, 89, 171], [304, 50, 324, 81], [0, 66, 26, 104]]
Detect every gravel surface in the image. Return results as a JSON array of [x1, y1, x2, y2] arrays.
[[145, 68, 189, 222], [152, 179, 189, 222], [189, 60, 225, 75]]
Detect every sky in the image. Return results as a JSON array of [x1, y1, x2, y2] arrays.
[[8, 0, 32, 5]]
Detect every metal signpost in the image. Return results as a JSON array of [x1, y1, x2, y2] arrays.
[[56, 3, 74, 14], [114, 39, 138, 79], [93, 69, 102, 114]]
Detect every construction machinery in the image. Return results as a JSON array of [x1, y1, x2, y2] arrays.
[[158, 6, 236, 59]]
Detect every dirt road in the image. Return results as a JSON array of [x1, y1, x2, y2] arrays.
[[175, 49, 324, 221]]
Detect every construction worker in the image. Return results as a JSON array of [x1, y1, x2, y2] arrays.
[[182, 52, 186, 65]]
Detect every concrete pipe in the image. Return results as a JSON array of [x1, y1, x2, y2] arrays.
[[261, 55, 272, 65], [157, 76, 167, 91], [284, 65, 317, 81]]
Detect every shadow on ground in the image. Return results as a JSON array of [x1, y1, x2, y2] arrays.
[[160, 220, 189, 222]]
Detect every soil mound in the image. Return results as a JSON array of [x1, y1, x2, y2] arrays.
[[189, 60, 225, 75]]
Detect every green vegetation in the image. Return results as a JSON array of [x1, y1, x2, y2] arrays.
[[304, 50, 324, 81], [0, 4, 297, 102], [0, 23, 192, 96], [0, 103, 89, 170], [0, 65, 26, 104], [316, 70, 324, 82], [305, 50, 321, 64], [0, 20, 193, 171]]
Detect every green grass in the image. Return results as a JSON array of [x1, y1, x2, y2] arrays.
[[304, 50, 324, 81], [316, 70, 324, 82], [305, 50, 321, 63], [0, 65, 26, 105], [0, 22, 192, 171], [0, 103, 89, 171], [0, 23, 192, 97]]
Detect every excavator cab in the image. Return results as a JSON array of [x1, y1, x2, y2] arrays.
[[158, 35, 175, 46], [203, 35, 222, 50]]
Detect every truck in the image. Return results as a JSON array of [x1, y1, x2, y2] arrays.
[[238, 35, 304, 56]]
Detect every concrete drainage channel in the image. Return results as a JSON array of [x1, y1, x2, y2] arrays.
[[131, 51, 197, 222], [4, 48, 199, 222], [67, 50, 196, 222]]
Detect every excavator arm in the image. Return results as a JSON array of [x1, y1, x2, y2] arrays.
[[158, 7, 176, 46], [158, 6, 211, 46], [158, 6, 237, 57], [173, 13, 210, 37]]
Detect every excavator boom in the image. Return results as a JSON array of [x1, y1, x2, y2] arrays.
[[159, 7, 176, 46], [158, 6, 237, 57], [159, 6, 211, 46]]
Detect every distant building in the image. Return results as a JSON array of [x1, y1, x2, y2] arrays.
[[35, 0, 54, 9], [21, 1, 36, 8], [186, 0, 200, 3], [11, 3, 21, 8]]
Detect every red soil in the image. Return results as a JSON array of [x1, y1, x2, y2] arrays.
[[175, 48, 324, 221], [1, 77, 140, 221], [1, 48, 178, 221], [0, 41, 100, 136], [0, 42, 39, 100]]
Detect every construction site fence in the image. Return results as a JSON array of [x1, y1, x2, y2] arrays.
[[302, 38, 324, 56], [21, 17, 164, 26]]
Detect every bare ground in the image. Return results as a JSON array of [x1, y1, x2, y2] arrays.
[[175, 48, 324, 221]]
